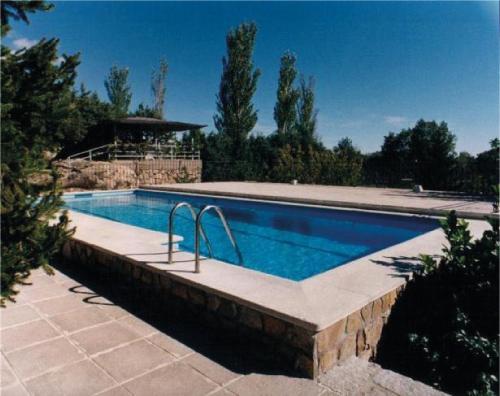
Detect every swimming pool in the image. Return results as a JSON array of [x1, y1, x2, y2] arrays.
[[64, 189, 439, 281]]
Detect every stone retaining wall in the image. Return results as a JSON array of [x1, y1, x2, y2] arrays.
[[62, 237, 402, 378], [56, 159, 202, 190]]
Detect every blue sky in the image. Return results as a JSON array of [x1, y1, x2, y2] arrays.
[[7, 1, 499, 154]]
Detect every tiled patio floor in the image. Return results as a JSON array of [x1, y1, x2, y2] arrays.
[[1, 265, 446, 396]]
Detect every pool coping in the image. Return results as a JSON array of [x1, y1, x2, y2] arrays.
[[63, 189, 490, 332]]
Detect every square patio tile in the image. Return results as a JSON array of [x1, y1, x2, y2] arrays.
[[14, 284, 70, 304], [184, 353, 240, 386], [1, 320, 59, 353], [1, 305, 40, 329], [97, 303, 130, 320], [95, 386, 131, 396], [93, 339, 173, 382], [1, 383, 29, 396], [1, 355, 18, 388], [70, 322, 141, 355], [147, 333, 193, 358], [117, 316, 158, 337], [25, 359, 115, 396], [33, 294, 86, 316], [123, 362, 217, 396], [49, 306, 111, 333], [6, 337, 83, 379], [226, 373, 324, 396]]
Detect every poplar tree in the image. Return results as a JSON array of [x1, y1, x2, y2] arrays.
[[274, 51, 299, 138], [296, 76, 318, 149], [151, 58, 168, 119], [214, 22, 261, 160], [104, 65, 132, 118]]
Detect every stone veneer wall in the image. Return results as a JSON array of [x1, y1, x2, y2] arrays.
[[117, 159, 202, 185], [57, 159, 202, 190], [62, 238, 403, 378]]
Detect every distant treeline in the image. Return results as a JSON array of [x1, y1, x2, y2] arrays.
[[183, 121, 498, 194]]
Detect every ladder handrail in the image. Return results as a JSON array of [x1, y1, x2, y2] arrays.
[[195, 205, 243, 273], [168, 202, 213, 264]]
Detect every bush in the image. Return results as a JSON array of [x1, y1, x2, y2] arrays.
[[376, 211, 499, 395]]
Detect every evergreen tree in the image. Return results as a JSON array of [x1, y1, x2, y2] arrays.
[[296, 76, 318, 149], [151, 58, 168, 119], [274, 51, 299, 139], [1, 6, 76, 303], [214, 22, 261, 162], [1, 1, 53, 36], [104, 65, 132, 118]]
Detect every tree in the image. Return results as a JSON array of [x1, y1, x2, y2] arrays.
[[409, 119, 456, 190], [274, 51, 299, 139], [104, 65, 132, 118], [1, 1, 53, 36], [379, 130, 412, 186], [1, 6, 76, 303], [296, 76, 318, 149], [151, 58, 168, 119], [133, 103, 157, 118], [214, 22, 261, 162]]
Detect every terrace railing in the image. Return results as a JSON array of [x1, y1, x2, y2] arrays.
[[66, 142, 201, 163]]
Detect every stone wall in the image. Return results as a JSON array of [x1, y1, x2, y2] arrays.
[[56, 159, 202, 190], [62, 237, 402, 378]]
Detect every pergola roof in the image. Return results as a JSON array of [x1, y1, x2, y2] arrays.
[[112, 117, 207, 132]]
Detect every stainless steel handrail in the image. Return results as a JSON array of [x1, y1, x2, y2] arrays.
[[168, 202, 213, 264], [195, 205, 243, 273]]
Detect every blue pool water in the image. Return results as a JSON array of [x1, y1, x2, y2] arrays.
[[64, 190, 439, 281]]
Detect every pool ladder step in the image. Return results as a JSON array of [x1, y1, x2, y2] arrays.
[[168, 202, 243, 273]]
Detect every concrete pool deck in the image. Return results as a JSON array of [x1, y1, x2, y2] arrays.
[[1, 266, 447, 396], [143, 182, 495, 220]]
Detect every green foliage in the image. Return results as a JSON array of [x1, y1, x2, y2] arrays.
[[373, 120, 457, 189], [214, 22, 261, 162], [1, 40, 81, 165], [151, 58, 168, 119], [1, 3, 75, 303], [1, 0, 53, 36], [104, 65, 132, 118], [1, 161, 73, 305], [133, 103, 159, 119], [296, 76, 319, 150], [274, 51, 299, 139], [377, 211, 499, 395]]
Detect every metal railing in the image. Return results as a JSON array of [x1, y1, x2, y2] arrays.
[[66, 143, 200, 162], [67, 144, 110, 162], [167, 203, 243, 273], [167, 202, 213, 264], [194, 205, 243, 273]]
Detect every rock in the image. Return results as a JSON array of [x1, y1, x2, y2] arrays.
[[55, 160, 137, 190]]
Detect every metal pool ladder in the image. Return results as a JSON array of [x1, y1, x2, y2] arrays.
[[195, 205, 243, 273], [168, 202, 213, 264]]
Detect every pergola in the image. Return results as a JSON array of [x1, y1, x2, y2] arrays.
[[111, 117, 207, 144]]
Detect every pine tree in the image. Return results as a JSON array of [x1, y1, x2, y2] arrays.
[[214, 22, 261, 161], [104, 65, 132, 118], [274, 51, 299, 139], [151, 58, 168, 119], [1, 1, 53, 36], [1, 11, 77, 303]]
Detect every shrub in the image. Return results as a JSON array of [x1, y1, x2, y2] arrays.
[[376, 211, 499, 395]]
